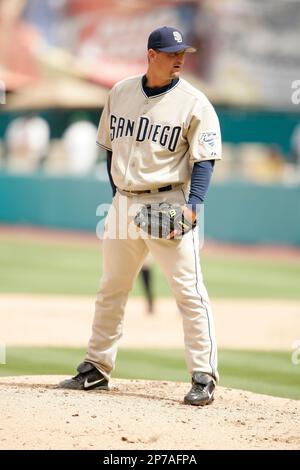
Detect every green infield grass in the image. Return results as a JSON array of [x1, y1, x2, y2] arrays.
[[0, 239, 300, 298]]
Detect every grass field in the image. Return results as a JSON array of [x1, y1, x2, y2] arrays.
[[0, 347, 299, 400], [1, 239, 300, 298]]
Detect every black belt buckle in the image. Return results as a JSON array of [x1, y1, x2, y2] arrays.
[[158, 185, 172, 193]]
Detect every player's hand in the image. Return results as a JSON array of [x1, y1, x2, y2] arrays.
[[166, 205, 197, 240]]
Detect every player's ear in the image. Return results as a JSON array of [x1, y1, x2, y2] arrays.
[[148, 49, 158, 61]]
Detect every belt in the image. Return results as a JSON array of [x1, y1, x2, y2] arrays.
[[120, 184, 175, 195]]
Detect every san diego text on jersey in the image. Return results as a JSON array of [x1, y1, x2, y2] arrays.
[[110, 114, 182, 152]]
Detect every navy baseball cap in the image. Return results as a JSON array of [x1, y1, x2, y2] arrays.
[[147, 26, 196, 53]]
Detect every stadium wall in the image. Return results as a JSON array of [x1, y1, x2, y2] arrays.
[[0, 173, 299, 246]]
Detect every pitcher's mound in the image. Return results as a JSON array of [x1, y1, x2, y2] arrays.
[[0, 376, 299, 450]]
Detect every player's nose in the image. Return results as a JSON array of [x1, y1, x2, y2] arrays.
[[175, 55, 185, 65]]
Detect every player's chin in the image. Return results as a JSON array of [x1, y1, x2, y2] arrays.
[[171, 69, 181, 78]]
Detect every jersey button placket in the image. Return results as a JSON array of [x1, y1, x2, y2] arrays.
[[125, 100, 146, 186]]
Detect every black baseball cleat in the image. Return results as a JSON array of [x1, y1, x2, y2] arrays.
[[57, 361, 109, 391], [184, 372, 215, 406]]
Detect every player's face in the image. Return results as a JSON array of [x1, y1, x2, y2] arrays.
[[150, 50, 186, 81]]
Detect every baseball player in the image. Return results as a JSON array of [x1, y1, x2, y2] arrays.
[[58, 26, 222, 406], [140, 254, 155, 314]]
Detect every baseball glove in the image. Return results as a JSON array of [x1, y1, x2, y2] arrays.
[[134, 203, 196, 239]]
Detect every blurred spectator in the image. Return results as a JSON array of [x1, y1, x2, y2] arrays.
[[0, 0, 43, 91], [291, 123, 300, 168], [191, 1, 217, 81], [266, 145, 286, 181], [23, 0, 68, 47], [62, 113, 98, 175], [239, 143, 285, 184], [4, 114, 50, 172]]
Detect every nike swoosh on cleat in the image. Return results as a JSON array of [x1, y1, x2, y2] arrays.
[[84, 378, 106, 389]]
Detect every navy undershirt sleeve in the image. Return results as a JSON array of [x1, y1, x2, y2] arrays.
[[188, 160, 215, 213], [106, 150, 117, 197]]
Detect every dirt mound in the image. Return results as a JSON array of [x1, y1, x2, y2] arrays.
[[0, 376, 299, 450]]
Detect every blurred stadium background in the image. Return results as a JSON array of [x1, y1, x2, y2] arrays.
[[0, 0, 300, 399]]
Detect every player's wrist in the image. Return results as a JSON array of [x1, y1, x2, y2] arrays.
[[183, 204, 197, 224]]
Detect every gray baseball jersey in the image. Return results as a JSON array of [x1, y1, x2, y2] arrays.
[[97, 75, 222, 191]]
